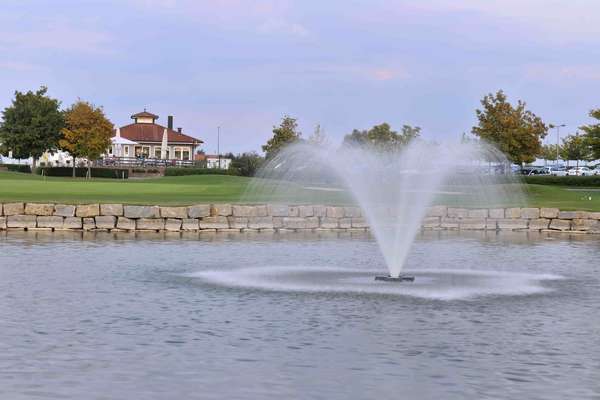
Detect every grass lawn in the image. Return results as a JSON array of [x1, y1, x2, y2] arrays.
[[1, 171, 600, 210]]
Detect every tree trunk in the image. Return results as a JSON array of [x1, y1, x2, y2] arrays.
[[72, 157, 76, 178], [87, 164, 91, 180], [31, 156, 36, 173]]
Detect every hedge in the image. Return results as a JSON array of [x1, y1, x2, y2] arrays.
[[523, 175, 600, 186], [36, 167, 129, 179], [3, 164, 32, 173], [164, 168, 235, 176]]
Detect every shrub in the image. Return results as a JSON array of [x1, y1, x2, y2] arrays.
[[164, 168, 234, 176], [36, 167, 129, 179], [4, 164, 32, 173], [523, 175, 600, 186]]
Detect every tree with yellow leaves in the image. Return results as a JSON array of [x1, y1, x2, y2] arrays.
[[60, 101, 113, 178]]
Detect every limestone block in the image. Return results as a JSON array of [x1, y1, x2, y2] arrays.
[[283, 217, 318, 229], [255, 205, 268, 217], [571, 219, 600, 232], [160, 206, 188, 219], [497, 219, 528, 230], [228, 216, 248, 229], [540, 208, 559, 219], [558, 211, 588, 220], [0, 204, 2, 216], [459, 218, 486, 230], [95, 215, 116, 229], [447, 208, 468, 218], [0, 216, 6, 229], [549, 219, 571, 231], [298, 205, 315, 217], [505, 208, 521, 219], [100, 204, 123, 216], [63, 217, 83, 229], [304, 217, 319, 229], [116, 217, 135, 230], [37, 216, 64, 229], [248, 216, 274, 229], [344, 207, 361, 218], [76, 204, 100, 217], [136, 218, 164, 230], [288, 206, 299, 217], [489, 208, 505, 219], [485, 219, 498, 230], [268, 204, 289, 217], [422, 216, 440, 228], [273, 217, 284, 229], [467, 209, 488, 218], [7, 215, 36, 228], [313, 205, 327, 217], [351, 217, 368, 228], [188, 204, 210, 218], [440, 217, 460, 229], [528, 219, 550, 230], [339, 218, 352, 229], [520, 208, 540, 219], [232, 205, 255, 217], [54, 204, 76, 217], [320, 217, 339, 229], [210, 204, 232, 216], [326, 206, 345, 218], [588, 212, 600, 220], [124, 205, 159, 218], [165, 218, 182, 231], [25, 203, 54, 216], [181, 218, 200, 231], [82, 218, 96, 230], [199, 216, 229, 229], [426, 205, 447, 218], [3, 202, 24, 215]]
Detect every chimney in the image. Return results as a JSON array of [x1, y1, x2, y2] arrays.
[[167, 115, 173, 130], [177, 127, 182, 133]]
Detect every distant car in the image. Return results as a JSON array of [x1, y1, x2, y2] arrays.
[[520, 167, 548, 176], [566, 166, 592, 176], [548, 166, 567, 176]]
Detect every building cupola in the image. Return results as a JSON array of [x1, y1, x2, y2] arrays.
[[131, 109, 159, 124]]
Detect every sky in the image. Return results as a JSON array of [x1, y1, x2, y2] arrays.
[[1, 0, 600, 154]]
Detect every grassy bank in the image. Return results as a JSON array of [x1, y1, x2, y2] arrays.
[[1, 171, 600, 210]]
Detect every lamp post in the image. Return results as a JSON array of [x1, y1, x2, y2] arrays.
[[217, 126, 221, 169], [549, 124, 565, 167]]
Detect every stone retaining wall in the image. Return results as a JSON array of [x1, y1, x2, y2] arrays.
[[1, 203, 599, 234]]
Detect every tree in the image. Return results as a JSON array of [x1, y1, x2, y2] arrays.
[[342, 123, 421, 149], [580, 108, 600, 160], [560, 133, 592, 168], [59, 100, 113, 178], [538, 144, 560, 164], [472, 90, 548, 164], [0, 86, 64, 172], [262, 115, 301, 159], [229, 152, 265, 177]]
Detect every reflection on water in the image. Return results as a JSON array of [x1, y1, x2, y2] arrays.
[[0, 230, 599, 400]]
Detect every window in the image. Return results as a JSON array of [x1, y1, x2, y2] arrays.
[[154, 148, 161, 158], [124, 146, 129, 156], [182, 150, 190, 161], [174, 148, 182, 160], [135, 146, 151, 157]]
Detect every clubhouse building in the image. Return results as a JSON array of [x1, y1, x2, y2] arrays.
[[110, 110, 203, 161]]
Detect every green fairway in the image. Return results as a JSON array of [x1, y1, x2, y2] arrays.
[[1, 171, 600, 210]]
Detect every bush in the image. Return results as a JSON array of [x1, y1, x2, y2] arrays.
[[36, 167, 129, 179], [523, 175, 600, 186], [164, 168, 234, 176], [3, 164, 32, 173]]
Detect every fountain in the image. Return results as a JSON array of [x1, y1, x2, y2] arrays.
[[246, 140, 525, 281]]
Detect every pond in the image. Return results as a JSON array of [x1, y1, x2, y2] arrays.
[[0, 230, 599, 400]]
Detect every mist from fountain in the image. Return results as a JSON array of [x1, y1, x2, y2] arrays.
[[246, 140, 525, 278]]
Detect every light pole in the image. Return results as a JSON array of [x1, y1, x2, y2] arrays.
[[217, 126, 221, 169], [549, 123, 565, 167]]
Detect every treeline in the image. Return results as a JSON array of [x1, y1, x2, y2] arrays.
[[0, 86, 113, 176]]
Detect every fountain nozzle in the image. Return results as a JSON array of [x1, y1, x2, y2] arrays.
[[375, 275, 415, 283]]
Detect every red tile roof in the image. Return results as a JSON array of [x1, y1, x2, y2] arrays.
[[118, 123, 203, 144]]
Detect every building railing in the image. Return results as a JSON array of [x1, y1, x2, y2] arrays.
[[96, 157, 204, 168]]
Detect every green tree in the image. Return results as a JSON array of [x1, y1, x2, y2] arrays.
[[262, 116, 301, 159], [560, 133, 592, 168], [229, 152, 265, 177], [538, 144, 560, 164], [0, 86, 64, 172], [59, 100, 114, 178], [472, 90, 548, 164], [580, 109, 600, 160], [342, 123, 420, 149]]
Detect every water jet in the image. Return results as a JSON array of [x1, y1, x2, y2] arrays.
[[375, 275, 415, 282]]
